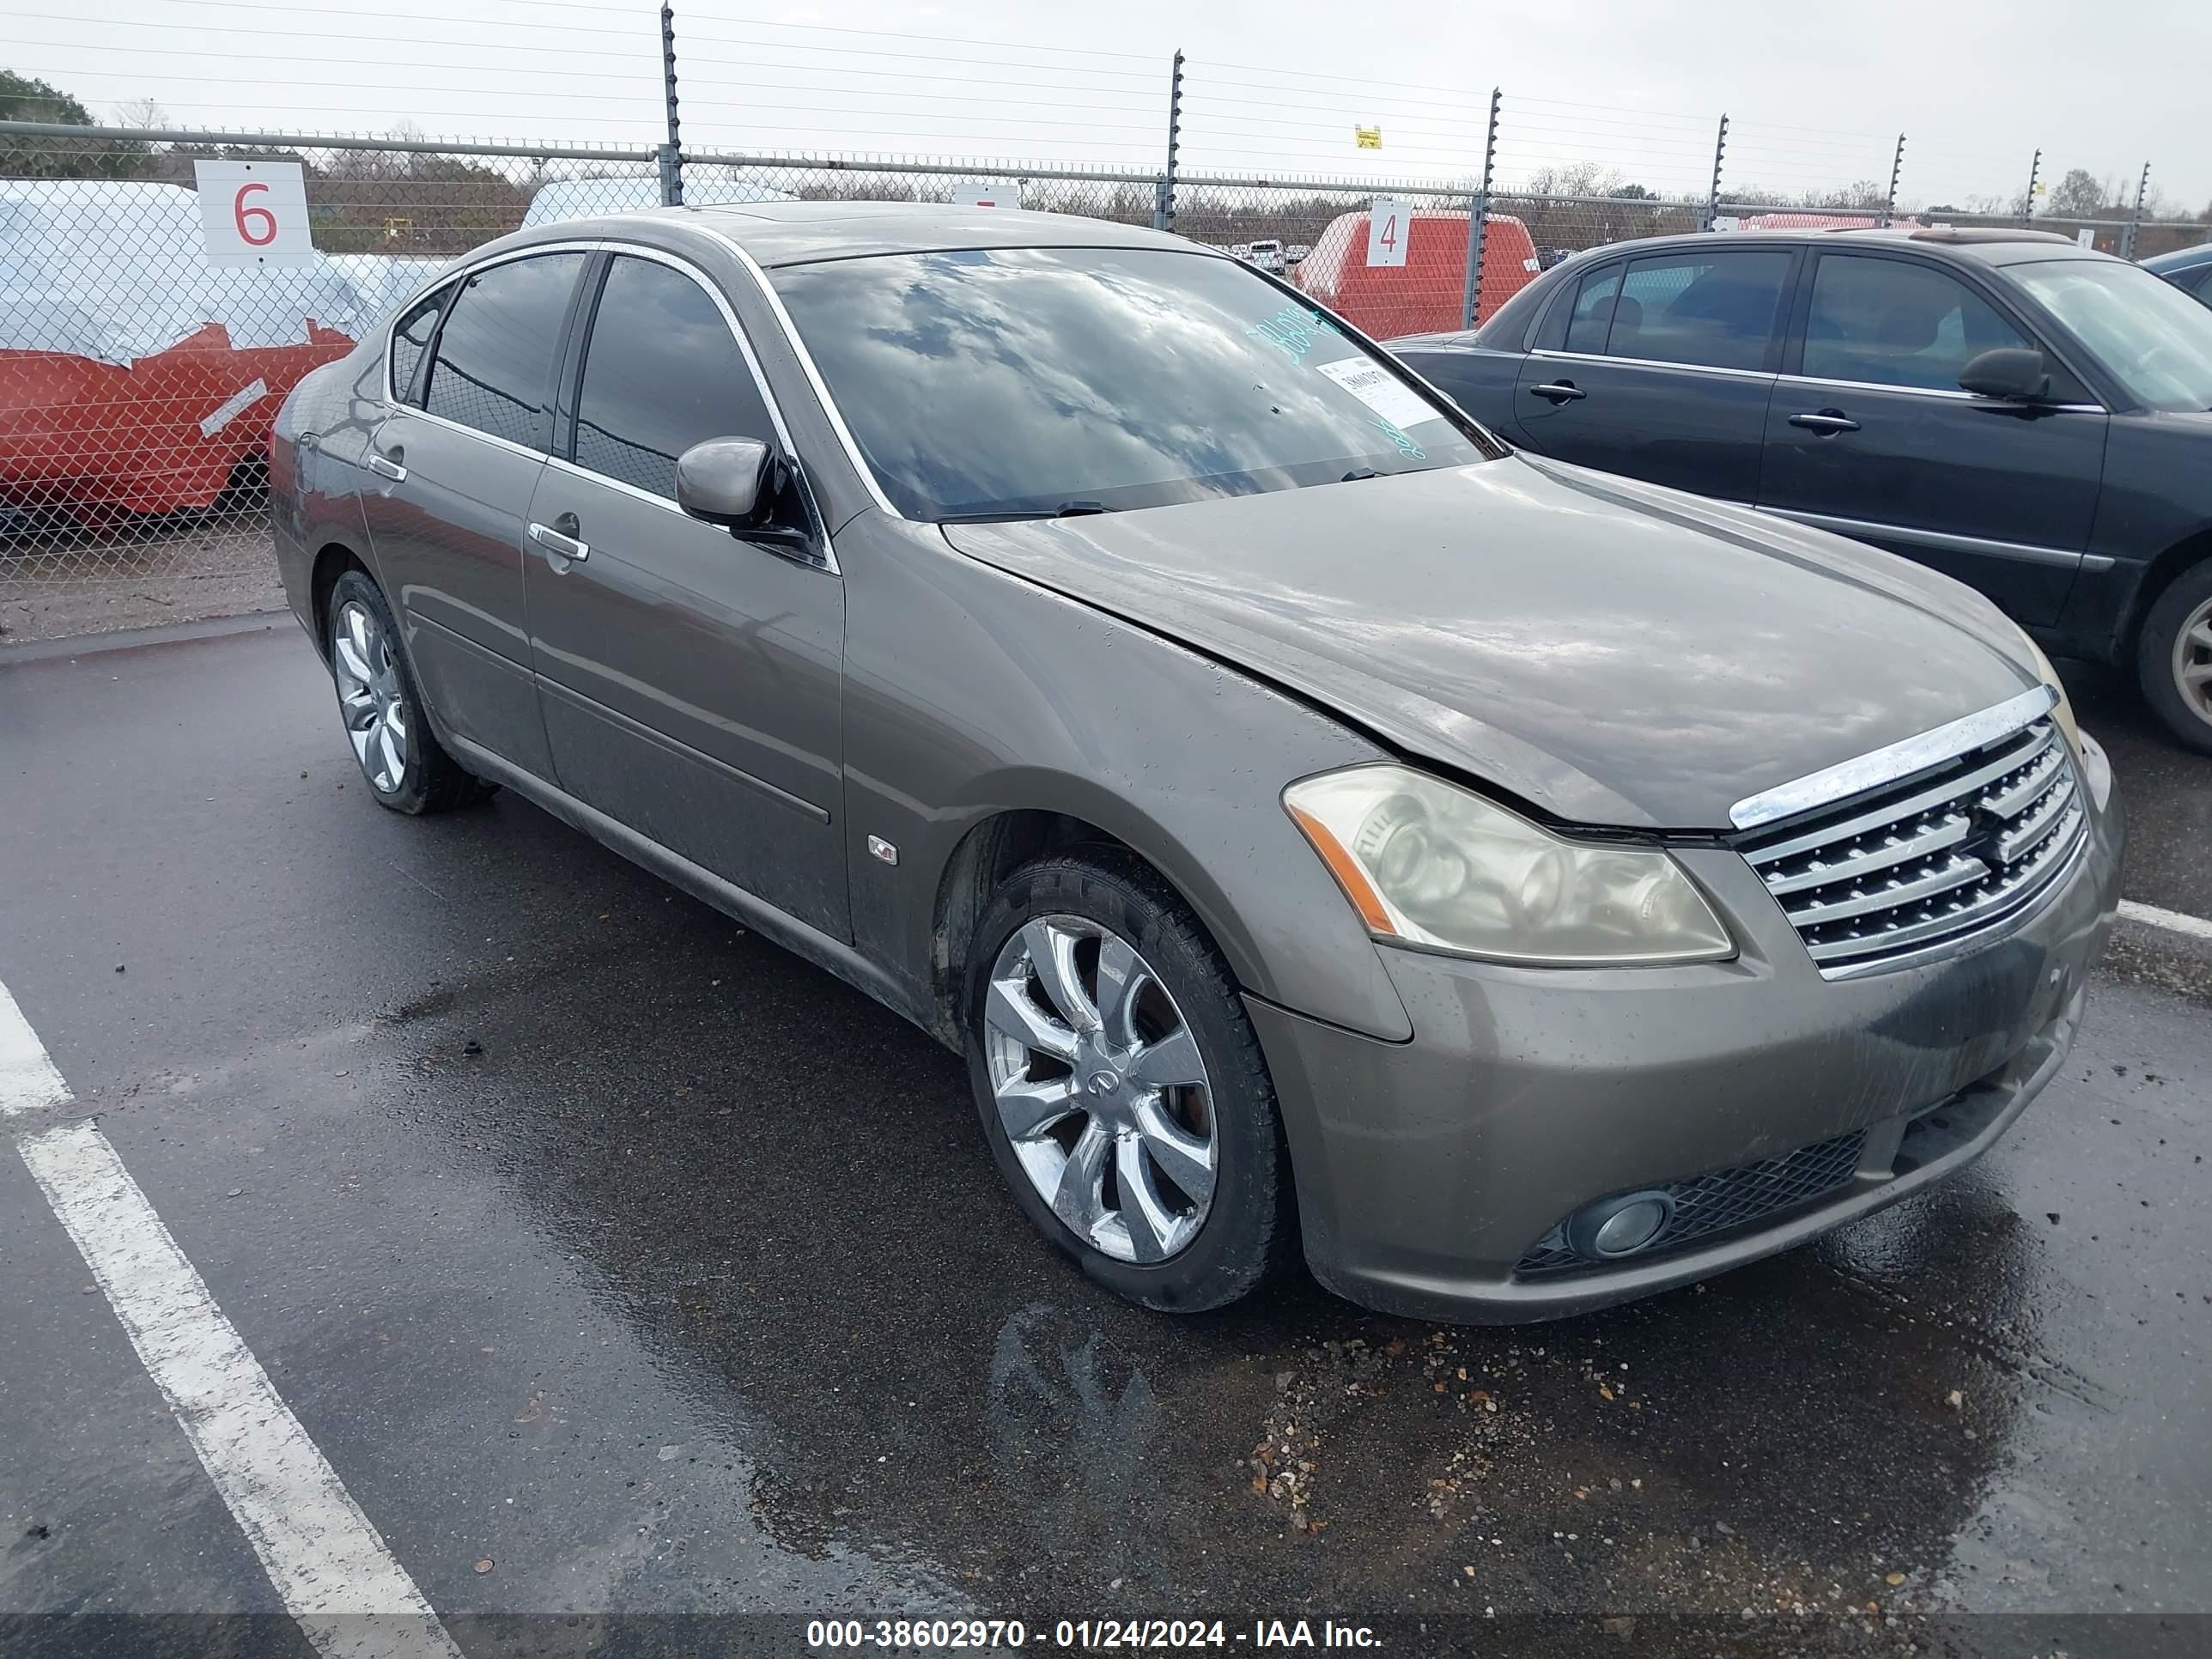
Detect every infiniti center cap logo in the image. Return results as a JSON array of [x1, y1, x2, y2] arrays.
[[1088, 1070, 1120, 1097]]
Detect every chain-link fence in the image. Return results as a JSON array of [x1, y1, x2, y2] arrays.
[[0, 128, 670, 636], [4, 96, 2209, 641]]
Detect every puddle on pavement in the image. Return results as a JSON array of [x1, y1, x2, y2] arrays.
[[362, 912, 2094, 1625]]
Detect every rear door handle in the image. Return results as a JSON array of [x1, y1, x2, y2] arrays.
[[1787, 410, 1861, 434], [1528, 380, 1586, 403], [528, 520, 590, 564], [366, 452, 406, 482]]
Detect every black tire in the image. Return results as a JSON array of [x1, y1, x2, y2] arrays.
[[963, 849, 1290, 1313], [2136, 559, 2212, 756], [325, 568, 498, 814]]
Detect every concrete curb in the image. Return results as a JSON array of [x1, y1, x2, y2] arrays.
[[0, 608, 289, 665], [2106, 902, 2212, 1002]]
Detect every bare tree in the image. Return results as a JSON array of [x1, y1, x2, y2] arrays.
[[112, 96, 171, 130], [1522, 161, 1632, 198]]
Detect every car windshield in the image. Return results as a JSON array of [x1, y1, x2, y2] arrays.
[[2009, 258, 2212, 412], [769, 245, 1502, 521]]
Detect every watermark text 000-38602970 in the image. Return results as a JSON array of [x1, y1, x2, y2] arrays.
[[806, 1616, 1384, 1650]]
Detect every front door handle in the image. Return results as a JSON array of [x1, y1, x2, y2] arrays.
[[1528, 380, 1587, 403], [1788, 410, 1861, 434], [528, 517, 590, 565], [367, 452, 406, 482]]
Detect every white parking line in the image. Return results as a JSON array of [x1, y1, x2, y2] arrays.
[[0, 981, 462, 1659], [2118, 898, 2212, 944]]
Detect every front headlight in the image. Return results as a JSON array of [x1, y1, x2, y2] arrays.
[[1283, 765, 1734, 966], [2015, 631, 2082, 756]]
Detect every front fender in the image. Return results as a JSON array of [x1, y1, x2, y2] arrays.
[[837, 514, 1414, 1043]]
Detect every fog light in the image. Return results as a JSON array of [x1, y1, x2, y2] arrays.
[[1571, 1191, 1674, 1259]]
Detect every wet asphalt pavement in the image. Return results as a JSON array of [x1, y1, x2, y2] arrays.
[[2, 620, 2209, 1655]]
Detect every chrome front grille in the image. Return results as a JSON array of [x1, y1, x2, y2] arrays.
[[1738, 717, 2086, 975]]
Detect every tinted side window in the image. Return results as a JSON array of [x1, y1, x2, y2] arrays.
[[1563, 265, 1620, 354], [1607, 251, 1791, 372], [572, 256, 775, 500], [1802, 255, 2031, 391], [422, 252, 586, 449], [387, 285, 448, 405]]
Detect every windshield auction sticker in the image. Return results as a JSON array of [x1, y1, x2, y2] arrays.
[[1314, 357, 1443, 428]]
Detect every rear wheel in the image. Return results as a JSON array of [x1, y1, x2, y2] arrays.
[[964, 852, 1289, 1313], [325, 568, 496, 813], [2137, 560, 2212, 755]]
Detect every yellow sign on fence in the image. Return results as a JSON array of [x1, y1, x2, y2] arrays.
[[1354, 125, 1382, 150]]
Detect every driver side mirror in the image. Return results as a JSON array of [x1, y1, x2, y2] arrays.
[[676, 436, 784, 529], [1958, 347, 2050, 403]]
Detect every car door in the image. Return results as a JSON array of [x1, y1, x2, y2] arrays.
[[359, 250, 589, 777], [1759, 248, 2108, 625], [523, 250, 849, 940], [1510, 246, 1796, 501]]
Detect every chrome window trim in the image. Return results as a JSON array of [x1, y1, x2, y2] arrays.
[[1773, 371, 2106, 414], [380, 237, 605, 408], [376, 235, 839, 573], [566, 242, 840, 574], [1729, 684, 2058, 831], [1800, 246, 2112, 412], [1528, 347, 1773, 383], [1753, 506, 2113, 573], [380, 402, 548, 467], [541, 454, 839, 576], [687, 225, 905, 520]]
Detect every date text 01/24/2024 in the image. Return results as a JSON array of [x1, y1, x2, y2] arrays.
[[805, 1618, 1383, 1650]]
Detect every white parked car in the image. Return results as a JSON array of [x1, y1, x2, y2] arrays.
[[1248, 239, 1286, 274]]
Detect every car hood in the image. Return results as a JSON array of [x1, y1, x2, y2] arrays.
[[942, 456, 2040, 830]]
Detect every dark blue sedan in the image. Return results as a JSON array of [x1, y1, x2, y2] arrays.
[[2144, 241, 2212, 307], [1391, 228, 2212, 751]]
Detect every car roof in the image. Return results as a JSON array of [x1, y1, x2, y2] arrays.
[[510, 199, 1206, 269], [1545, 225, 2124, 270], [2143, 242, 2212, 274]]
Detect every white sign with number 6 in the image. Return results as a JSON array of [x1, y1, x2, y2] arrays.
[[194, 160, 315, 267], [1365, 198, 1408, 268]]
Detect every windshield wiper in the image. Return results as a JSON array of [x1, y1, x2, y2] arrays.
[[1340, 467, 1389, 482], [936, 501, 1119, 525]]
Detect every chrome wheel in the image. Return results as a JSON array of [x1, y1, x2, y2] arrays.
[[983, 915, 1218, 1264], [331, 599, 409, 794], [2175, 595, 2212, 726]]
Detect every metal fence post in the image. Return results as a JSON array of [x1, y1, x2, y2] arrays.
[[1155, 50, 1183, 234], [1459, 88, 1500, 331], [659, 2, 684, 206], [2123, 161, 2150, 259], [1702, 113, 1729, 231], [2021, 148, 2040, 222], [1880, 133, 1905, 228]]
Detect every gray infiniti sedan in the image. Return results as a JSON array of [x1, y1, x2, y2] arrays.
[[270, 203, 2123, 1322]]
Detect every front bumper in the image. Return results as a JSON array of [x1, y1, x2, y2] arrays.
[[1250, 733, 2124, 1323]]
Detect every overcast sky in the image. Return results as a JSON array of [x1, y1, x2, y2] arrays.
[[11, 0, 2208, 212]]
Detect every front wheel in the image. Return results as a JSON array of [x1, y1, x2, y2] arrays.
[[2137, 560, 2212, 755], [963, 852, 1289, 1313]]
